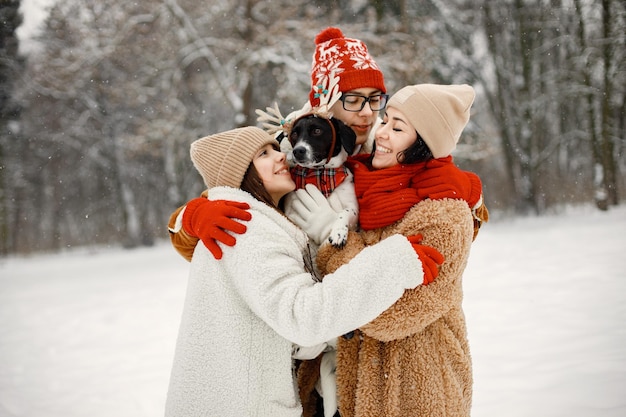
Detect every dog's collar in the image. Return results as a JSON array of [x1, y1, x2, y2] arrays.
[[290, 113, 337, 164]]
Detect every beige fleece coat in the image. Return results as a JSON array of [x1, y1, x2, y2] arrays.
[[299, 197, 474, 417]]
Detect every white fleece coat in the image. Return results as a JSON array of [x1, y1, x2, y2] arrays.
[[165, 186, 425, 417]]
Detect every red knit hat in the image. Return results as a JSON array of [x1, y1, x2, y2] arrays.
[[309, 27, 386, 107]]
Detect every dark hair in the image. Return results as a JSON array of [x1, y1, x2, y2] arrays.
[[241, 163, 276, 207], [397, 132, 433, 164]]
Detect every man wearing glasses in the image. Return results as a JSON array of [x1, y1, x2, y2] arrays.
[[306, 26, 388, 156], [332, 91, 388, 155]]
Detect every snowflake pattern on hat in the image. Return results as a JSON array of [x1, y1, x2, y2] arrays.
[[312, 60, 344, 89], [309, 27, 385, 107]]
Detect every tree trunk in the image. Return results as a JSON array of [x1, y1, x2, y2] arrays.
[[600, 0, 619, 207]]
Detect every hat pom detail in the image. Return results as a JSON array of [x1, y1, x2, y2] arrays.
[[315, 27, 344, 44]]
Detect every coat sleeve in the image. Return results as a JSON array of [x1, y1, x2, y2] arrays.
[[167, 191, 206, 262], [219, 212, 423, 348], [359, 198, 474, 342]]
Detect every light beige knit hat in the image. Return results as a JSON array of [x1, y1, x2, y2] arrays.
[[190, 126, 278, 189], [386, 84, 475, 158]]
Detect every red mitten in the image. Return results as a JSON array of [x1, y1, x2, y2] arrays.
[[407, 234, 445, 285], [182, 198, 251, 259]]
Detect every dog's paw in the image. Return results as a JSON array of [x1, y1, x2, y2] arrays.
[[328, 225, 348, 248]]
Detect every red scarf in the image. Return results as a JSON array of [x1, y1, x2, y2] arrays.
[[346, 154, 483, 230]]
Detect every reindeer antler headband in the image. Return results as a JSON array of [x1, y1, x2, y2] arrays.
[[255, 70, 342, 138]]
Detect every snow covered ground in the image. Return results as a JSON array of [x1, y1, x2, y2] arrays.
[[1, 204, 625, 417]]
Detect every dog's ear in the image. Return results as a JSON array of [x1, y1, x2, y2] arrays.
[[331, 118, 357, 155]]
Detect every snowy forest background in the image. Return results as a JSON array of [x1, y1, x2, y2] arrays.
[[0, 0, 624, 255]]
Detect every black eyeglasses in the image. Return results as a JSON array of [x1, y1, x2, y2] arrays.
[[339, 94, 389, 112]]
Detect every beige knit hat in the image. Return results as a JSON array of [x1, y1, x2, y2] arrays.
[[386, 84, 475, 158], [190, 126, 278, 189]]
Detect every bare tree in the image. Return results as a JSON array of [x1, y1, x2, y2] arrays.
[[597, 0, 622, 208], [0, 0, 24, 254], [475, 0, 624, 214]]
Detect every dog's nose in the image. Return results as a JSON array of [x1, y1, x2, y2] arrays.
[[292, 146, 307, 161]]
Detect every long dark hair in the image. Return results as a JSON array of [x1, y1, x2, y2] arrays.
[[241, 164, 274, 207]]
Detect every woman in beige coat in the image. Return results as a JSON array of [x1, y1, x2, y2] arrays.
[[291, 84, 486, 417]]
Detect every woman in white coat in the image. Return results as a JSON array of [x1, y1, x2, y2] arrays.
[[164, 126, 444, 417]]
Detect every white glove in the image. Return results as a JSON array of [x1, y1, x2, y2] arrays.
[[292, 342, 328, 360], [284, 184, 339, 245]]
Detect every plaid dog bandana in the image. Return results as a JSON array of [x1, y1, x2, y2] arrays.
[[291, 165, 350, 197]]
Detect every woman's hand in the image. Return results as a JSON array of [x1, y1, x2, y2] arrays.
[[407, 234, 445, 285]]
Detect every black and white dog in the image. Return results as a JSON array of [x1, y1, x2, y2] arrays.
[[283, 113, 359, 248]]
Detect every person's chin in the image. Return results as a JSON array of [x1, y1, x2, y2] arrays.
[[352, 126, 371, 140], [284, 179, 296, 193], [371, 154, 393, 170]]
